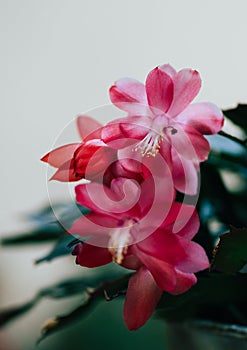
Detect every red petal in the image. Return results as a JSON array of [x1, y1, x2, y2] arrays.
[[73, 242, 112, 267], [168, 69, 201, 117], [41, 143, 80, 168], [123, 267, 162, 330], [171, 270, 197, 295], [135, 248, 176, 292], [175, 240, 210, 273], [69, 212, 118, 237], [145, 67, 174, 114], [49, 159, 79, 182], [74, 140, 116, 179]]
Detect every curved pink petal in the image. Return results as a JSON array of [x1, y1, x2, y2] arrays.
[[41, 143, 80, 168], [171, 270, 197, 295], [76, 115, 102, 141], [175, 240, 210, 273], [175, 102, 224, 135], [134, 247, 176, 292], [168, 69, 201, 117], [174, 207, 200, 240], [145, 67, 174, 114], [159, 64, 176, 78], [123, 267, 162, 330], [155, 203, 199, 239], [171, 149, 199, 195], [73, 242, 112, 267], [166, 123, 209, 162], [109, 78, 149, 115]]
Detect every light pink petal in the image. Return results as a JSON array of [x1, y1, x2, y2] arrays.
[[41, 143, 80, 168], [145, 67, 174, 114], [120, 115, 152, 139], [73, 242, 112, 267], [168, 69, 201, 117], [175, 240, 210, 273], [171, 270, 197, 295], [123, 267, 162, 330], [135, 247, 176, 292], [109, 78, 149, 115], [159, 64, 176, 78], [184, 125, 210, 162], [167, 123, 209, 162], [171, 149, 199, 195], [76, 115, 102, 141], [175, 102, 224, 135]]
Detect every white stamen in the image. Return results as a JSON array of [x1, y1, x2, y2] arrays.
[[134, 133, 162, 157], [108, 227, 131, 264]]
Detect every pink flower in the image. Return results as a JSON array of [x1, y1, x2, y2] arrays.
[[41, 115, 115, 182], [70, 176, 209, 330], [102, 64, 224, 194]]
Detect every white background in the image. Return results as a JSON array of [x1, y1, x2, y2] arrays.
[[0, 1, 246, 349]]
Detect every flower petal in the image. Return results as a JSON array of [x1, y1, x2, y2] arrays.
[[168, 69, 201, 117], [137, 230, 187, 266], [123, 267, 162, 330], [76, 115, 102, 141], [75, 179, 140, 216], [167, 123, 210, 162], [171, 149, 199, 195], [175, 240, 210, 273], [135, 247, 176, 292], [72, 242, 112, 267], [175, 102, 224, 135], [41, 143, 80, 168], [69, 212, 118, 237], [49, 159, 79, 182], [171, 270, 197, 295], [159, 64, 176, 78], [145, 67, 174, 114], [109, 78, 149, 115], [74, 140, 116, 180]]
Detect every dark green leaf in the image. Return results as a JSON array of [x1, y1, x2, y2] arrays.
[[223, 104, 247, 135], [0, 223, 65, 245], [1, 203, 90, 246], [157, 273, 247, 323], [211, 227, 247, 273], [0, 267, 129, 328], [34, 235, 76, 264], [37, 272, 131, 343]]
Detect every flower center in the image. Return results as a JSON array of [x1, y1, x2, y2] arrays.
[[108, 225, 132, 264], [134, 132, 163, 157]]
